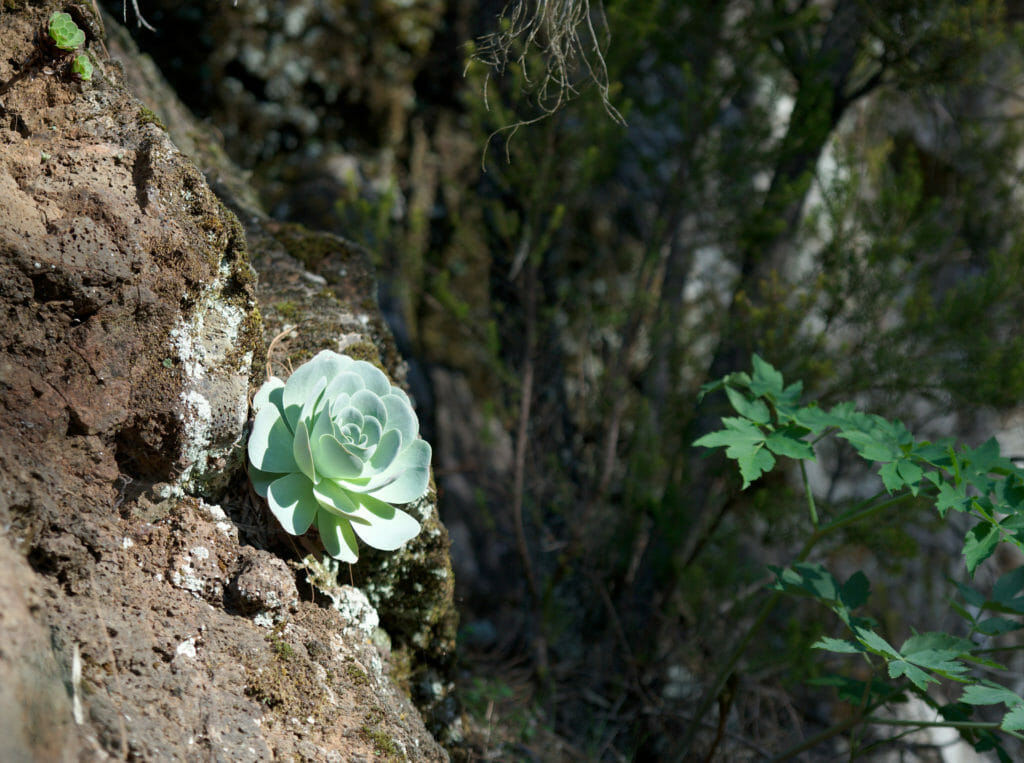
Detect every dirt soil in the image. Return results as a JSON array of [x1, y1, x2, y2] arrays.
[[0, 4, 449, 760]]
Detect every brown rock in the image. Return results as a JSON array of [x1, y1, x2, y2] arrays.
[[0, 3, 452, 761]]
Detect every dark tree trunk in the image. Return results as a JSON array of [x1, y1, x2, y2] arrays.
[[706, 0, 870, 387]]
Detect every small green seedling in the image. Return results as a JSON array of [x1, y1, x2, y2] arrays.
[[48, 12, 86, 52], [0, 11, 93, 98], [71, 54, 92, 81]]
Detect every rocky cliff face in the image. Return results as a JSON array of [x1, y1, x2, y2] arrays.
[[0, 3, 454, 759]]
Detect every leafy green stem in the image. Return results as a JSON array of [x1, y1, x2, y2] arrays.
[[768, 714, 1020, 762], [864, 717, 1019, 732], [767, 710, 866, 762], [800, 459, 818, 526], [692, 355, 1024, 758], [813, 491, 918, 539], [972, 644, 1024, 655]]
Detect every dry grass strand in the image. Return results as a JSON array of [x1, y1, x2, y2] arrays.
[[472, 0, 625, 162]]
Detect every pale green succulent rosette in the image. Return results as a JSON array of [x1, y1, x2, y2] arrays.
[[247, 350, 431, 562]]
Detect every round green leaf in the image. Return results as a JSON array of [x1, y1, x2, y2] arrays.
[[266, 473, 318, 535], [248, 465, 282, 498], [335, 405, 365, 431], [366, 438, 431, 504], [296, 376, 327, 428], [324, 372, 365, 401], [252, 376, 285, 414], [382, 393, 417, 446], [343, 492, 421, 550], [317, 511, 359, 563], [350, 388, 386, 424], [367, 429, 401, 473], [284, 355, 336, 426], [315, 434, 364, 479], [361, 416, 382, 448], [72, 54, 92, 81], [352, 359, 390, 396], [248, 404, 298, 474]]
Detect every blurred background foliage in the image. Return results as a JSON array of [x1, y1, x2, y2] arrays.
[[114, 0, 1024, 756]]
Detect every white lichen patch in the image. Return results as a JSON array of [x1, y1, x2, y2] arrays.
[[332, 586, 380, 638], [175, 637, 198, 658], [297, 555, 381, 637], [405, 492, 434, 522], [201, 503, 228, 521], [198, 501, 237, 538], [170, 564, 206, 595], [170, 274, 253, 496], [168, 520, 232, 602]]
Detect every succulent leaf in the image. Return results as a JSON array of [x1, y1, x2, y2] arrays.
[[316, 435, 364, 479], [313, 479, 362, 515], [72, 54, 92, 81], [367, 438, 431, 504], [368, 429, 401, 472], [252, 375, 284, 412], [267, 473, 319, 534], [292, 418, 316, 482], [350, 388, 387, 424], [248, 404, 298, 473], [49, 12, 86, 51], [383, 393, 417, 445], [324, 371, 365, 400], [348, 502, 420, 550], [247, 466, 276, 497], [352, 360, 391, 396], [317, 511, 360, 563]]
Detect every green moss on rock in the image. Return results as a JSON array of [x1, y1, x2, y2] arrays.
[[238, 636, 328, 720], [137, 106, 167, 131], [273, 301, 299, 320], [360, 724, 402, 761], [345, 661, 371, 687], [270, 222, 338, 271], [342, 339, 387, 369]]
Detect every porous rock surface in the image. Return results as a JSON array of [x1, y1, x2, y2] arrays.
[[0, 3, 451, 760]]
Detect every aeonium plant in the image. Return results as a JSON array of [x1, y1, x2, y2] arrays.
[[48, 11, 86, 52], [247, 350, 431, 562]]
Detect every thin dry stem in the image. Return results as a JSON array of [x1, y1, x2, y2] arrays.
[[473, 0, 625, 163], [123, 0, 156, 32], [264, 326, 297, 380], [512, 264, 541, 605]]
